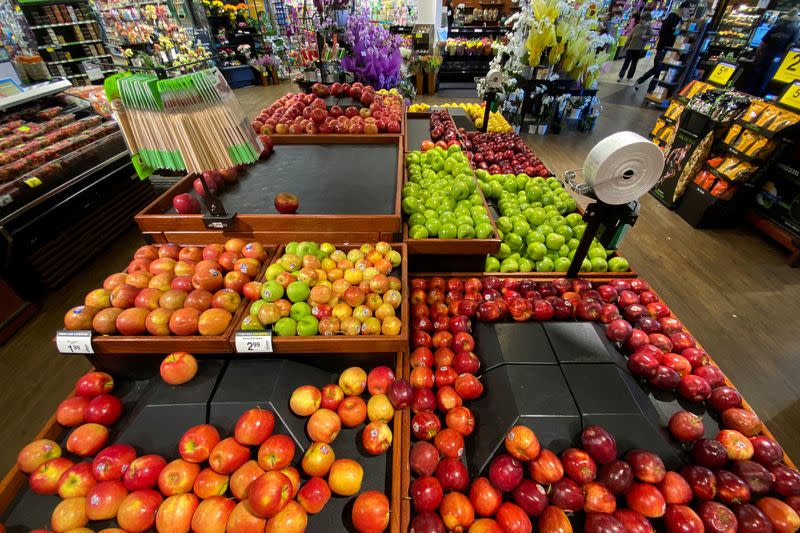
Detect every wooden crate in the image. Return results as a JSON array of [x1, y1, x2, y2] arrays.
[[53, 244, 277, 355], [135, 135, 404, 244], [230, 243, 409, 354]]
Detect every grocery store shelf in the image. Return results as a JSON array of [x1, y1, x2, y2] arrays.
[[98, 0, 162, 10], [663, 62, 683, 69], [38, 39, 101, 49], [29, 20, 97, 29], [47, 54, 111, 65], [657, 79, 679, 88]]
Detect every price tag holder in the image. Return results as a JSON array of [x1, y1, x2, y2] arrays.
[[773, 48, 800, 84], [234, 331, 273, 353], [56, 330, 94, 354], [778, 81, 800, 112], [707, 62, 737, 86]]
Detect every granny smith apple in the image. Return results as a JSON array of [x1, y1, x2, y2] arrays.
[[567, 238, 580, 250], [555, 225, 573, 239], [496, 242, 511, 259], [457, 225, 475, 239], [274, 317, 297, 336], [240, 314, 264, 331], [297, 316, 319, 336], [500, 257, 519, 272], [527, 242, 547, 260], [588, 247, 606, 260], [555, 257, 572, 271], [250, 300, 266, 316], [290, 301, 312, 321], [608, 256, 629, 272], [476, 223, 494, 238], [485, 256, 500, 272], [539, 224, 553, 237], [439, 223, 457, 239], [536, 258, 555, 272], [518, 257, 533, 272], [409, 225, 429, 239], [496, 216, 512, 234], [574, 225, 586, 239], [591, 257, 608, 272], [261, 280, 284, 302], [409, 212, 426, 227], [265, 263, 285, 281], [504, 232, 523, 251], [565, 213, 583, 227], [286, 281, 310, 303], [526, 231, 545, 245]]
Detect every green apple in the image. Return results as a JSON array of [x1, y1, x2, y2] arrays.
[[297, 316, 319, 336], [528, 207, 547, 226], [485, 256, 500, 272], [286, 281, 310, 303], [504, 180, 518, 194], [402, 197, 421, 215], [440, 212, 456, 225], [526, 231, 545, 245], [457, 225, 475, 239], [496, 242, 511, 259], [555, 225, 573, 240], [515, 175, 528, 191], [439, 223, 457, 239], [608, 256, 630, 272], [535, 257, 555, 272], [408, 212, 426, 227], [297, 241, 318, 256], [265, 263, 285, 281], [591, 257, 608, 272], [425, 218, 441, 237], [512, 220, 530, 236], [406, 152, 419, 165], [409, 225, 429, 239], [574, 224, 586, 239], [285, 242, 299, 255], [290, 302, 312, 321], [564, 197, 577, 212], [526, 242, 547, 260], [565, 213, 583, 227], [496, 216, 512, 234], [545, 232, 565, 250], [273, 317, 297, 336], [260, 280, 284, 302], [476, 223, 494, 238], [500, 257, 519, 272], [490, 181, 503, 199], [588, 247, 606, 260], [518, 257, 533, 272], [567, 238, 580, 250], [557, 244, 570, 257], [504, 232, 523, 251], [555, 257, 572, 271]]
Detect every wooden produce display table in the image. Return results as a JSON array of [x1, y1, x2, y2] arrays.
[[136, 136, 404, 245]]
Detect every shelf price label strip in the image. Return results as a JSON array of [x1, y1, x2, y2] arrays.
[[234, 330, 273, 353], [56, 330, 94, 354]]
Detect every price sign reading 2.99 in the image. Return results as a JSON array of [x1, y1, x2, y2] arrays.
[[778, 81, 800, 112], [708, 62, 737, 86]]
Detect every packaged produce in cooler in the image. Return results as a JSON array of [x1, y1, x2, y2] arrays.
[[0, 159, 30, 182], [0, 120, 24, 136], [37, 106, 63, 120]]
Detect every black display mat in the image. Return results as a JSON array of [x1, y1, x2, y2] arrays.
[[167, 144, 398, 215], [406, 117, 430, 152], [209, 358, 392, 533], [544, 322, 623, 365], [474, 322, 558, 369]]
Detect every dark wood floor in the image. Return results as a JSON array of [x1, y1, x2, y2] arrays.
[[0, 80, 797, 476]]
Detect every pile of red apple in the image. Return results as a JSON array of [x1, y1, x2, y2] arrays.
[[464, 132, 551, 176], [14, 371, 394, 533], [289, 365, 411, 457], [430, 110, 462, 147], [63, 239, 270, 337], [251, 84, 402, 136]]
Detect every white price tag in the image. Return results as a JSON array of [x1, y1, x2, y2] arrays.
[[84, 61, 104, 82], [475, 29, 483, 33], [56, 330, 94, 354], [235, 331, 273, 353]]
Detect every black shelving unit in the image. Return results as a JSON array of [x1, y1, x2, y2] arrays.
[[644, 19, 710, 108], [18, 0, 113, 85]]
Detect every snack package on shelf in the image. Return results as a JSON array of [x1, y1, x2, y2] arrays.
[[710, 179, 737, 200], [665, 100, 685, 120], [743, 101, 800, 132], [717, 156, 756, 182], [686, 90, 751, 122], [679, 80, 714, 100], [694, 168, 716, 189], [651, 119, 667, 138]]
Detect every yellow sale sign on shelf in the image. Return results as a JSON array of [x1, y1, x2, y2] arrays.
[[708, 62, 737, 86], [778, 81, 800, 112], [773, 48, 800, 84]]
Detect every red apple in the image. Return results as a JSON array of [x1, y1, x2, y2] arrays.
[[581, 425, 617, 465], [664, 504, 704, 533], [67, 423, 109, 457], [117, 489, 163, 533], [235, 408, 276, 446], [274, 192, 299, 214], [124, 454, 167, 491], [85, 394, 123, 426], [209, 437, 250, 475], [179, 424, 220, 463], [92, 444, 136, 481], [158, 459, 200, 496], [352, 491, 390, 533], [57, 462, 97, 498], [470, 476, 502, 517], [626, 483, 666, 518], [56, 397, 90, 427], [75, 371, 114, 397], [17, 439, 62, 474], [86, 480, 128, 520]]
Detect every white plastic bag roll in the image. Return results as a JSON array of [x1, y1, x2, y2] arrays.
[[583, 131, 665, 205]]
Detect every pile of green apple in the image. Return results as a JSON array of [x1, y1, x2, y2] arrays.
[[403, 145, 495, 240], [474, 170, 630, 273]]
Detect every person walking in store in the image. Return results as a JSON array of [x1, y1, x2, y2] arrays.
[[749, 9, 800, 96], [618, 14, 652, 83], [634, 1, 692, 92]]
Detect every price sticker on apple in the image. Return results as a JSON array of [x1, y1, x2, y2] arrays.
[[56, 330, 94, 354], [235, 331, 273, 353], [708, 62, 736, 86]]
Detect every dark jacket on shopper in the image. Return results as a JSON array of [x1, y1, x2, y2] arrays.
[[760, 19, 800, 62], [656, 12, 682, 50]]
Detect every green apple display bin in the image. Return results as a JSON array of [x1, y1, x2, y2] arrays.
[[134, 135, 405, 245], [0, 353, 408, 533], [230, 242, 409, 354], [399, 274, 796, 532], [52, 244, 277, 356]]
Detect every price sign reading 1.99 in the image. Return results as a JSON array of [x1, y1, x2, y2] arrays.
[[708, 62, 737, 86], [778, 81, 800, 112], [773, 48, 800, 84]]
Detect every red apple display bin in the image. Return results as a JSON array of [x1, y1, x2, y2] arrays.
[[0, 354, 408, 533], [135, 135, 404, 244], [231, 243, 409, 354], [399, 274, 797, 531], [54, 244, 276, 355]]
